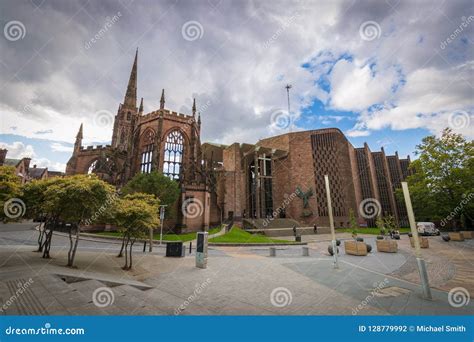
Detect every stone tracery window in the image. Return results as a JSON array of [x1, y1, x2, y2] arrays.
[[140, 129, 155, 173], [163, 130, 184, 180], [87, 160, 98, 174]]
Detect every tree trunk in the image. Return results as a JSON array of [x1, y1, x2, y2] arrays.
[[36, 220, 45, 252], [117, 235, 126, 257], [67, 225, 80, 267], [128, 239, 135, 269], [122, 236, 130, 269]]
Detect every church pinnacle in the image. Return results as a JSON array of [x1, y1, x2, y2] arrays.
[[192, 98, 196, 116], [160, 89, 165, 110], [123, 49, 138, 109]]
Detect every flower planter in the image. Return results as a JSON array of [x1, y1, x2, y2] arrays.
[[409, 236, 429, 248], [344, 240, 368, 256], [448, 232, 465, 241], [460, 231, 473, 239], [376, 239, 398, 253]]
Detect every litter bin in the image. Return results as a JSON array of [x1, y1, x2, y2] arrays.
[[295, 234, 302, 242], [166, 241, 185, 257]]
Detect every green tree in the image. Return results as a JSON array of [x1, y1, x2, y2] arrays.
[[122, 171, 180, 218], [22, 177, 64, 252], [376, 216, 385, 236], [110, 193, 159, 269], [402, 128, 474, 228], [348, 208, 358, 236], [0, 166, 23, 222]]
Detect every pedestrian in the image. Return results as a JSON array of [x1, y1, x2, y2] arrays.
[[313, 224, 318, 234], [293, 225, 297, 237]]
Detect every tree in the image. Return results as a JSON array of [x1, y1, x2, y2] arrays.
[[376, 216, 385, 236], [122, 171, 180, 218], [23, 175, 115, 264], [402, 128, 474, 228], [110, 193, 159, 269], [0, 166, 23, 222], [22, 177, 64, 252], [56, 175, 116, 267], [348, 208, 358, 236]]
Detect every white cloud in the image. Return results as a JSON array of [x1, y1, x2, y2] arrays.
[[0, 141, 35, 159], [50, 142, 73, 153]]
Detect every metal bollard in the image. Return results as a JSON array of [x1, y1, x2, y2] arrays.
[[189, 241, 192, 254], [269, 247, 276, 257], [302, 246, 309, 256]]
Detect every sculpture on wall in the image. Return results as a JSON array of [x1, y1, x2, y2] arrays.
[[296, 186, 314, 217]]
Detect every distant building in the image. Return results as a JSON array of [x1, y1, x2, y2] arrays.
[[0, 148, 31, 184]]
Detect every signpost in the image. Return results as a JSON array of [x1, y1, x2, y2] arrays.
[[324, 175, 339, 269], [195, 231, 208, 269], [401, 182, 432, 299], [159, 205, 167, 246]]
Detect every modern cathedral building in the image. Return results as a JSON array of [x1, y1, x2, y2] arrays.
[[66, 52, 410, 232]]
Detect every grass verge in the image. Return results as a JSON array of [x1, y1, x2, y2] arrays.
[[95, 226, 222, 242], [337, 227, 411, 235], [209, 226, 295, 244]]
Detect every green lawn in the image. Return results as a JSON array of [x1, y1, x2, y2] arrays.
[[209, 227, 295, 244], [95, 226, 222, 242], [337, 227, 411, 235]]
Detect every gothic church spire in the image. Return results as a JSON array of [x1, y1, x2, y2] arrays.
[[123, 49, 138, 109]]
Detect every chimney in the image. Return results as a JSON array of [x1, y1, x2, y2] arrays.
[[0, 149, 7, 165]]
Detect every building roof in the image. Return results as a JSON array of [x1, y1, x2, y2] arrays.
[[29, 167, 47, 179]]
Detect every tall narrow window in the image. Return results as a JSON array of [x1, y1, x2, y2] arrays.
[[87, 160, 98, 174], [140, 130, 155, 173], [163, 130, 184, 180]]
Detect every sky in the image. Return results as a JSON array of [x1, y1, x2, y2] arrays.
[[0, 0, 473, 172]]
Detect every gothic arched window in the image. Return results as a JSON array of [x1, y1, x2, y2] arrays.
[[163, 130, 184, 180], [87, 160, 98, 174], [140, 130, 155, 173]]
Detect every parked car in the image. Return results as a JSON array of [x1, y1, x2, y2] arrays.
[[416, 222, 440, 236]]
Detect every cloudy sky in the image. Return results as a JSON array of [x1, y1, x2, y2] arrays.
[[0, 0, 472, 171]]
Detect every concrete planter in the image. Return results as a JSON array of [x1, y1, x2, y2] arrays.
[[460, 231, 473, 239], [344, 240, 368, 256], [449, 232, 465, 241], [410, 236, 429, 248], [376, 239, 398, 253]]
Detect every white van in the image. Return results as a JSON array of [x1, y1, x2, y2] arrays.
[[416, 222, 440, 236]]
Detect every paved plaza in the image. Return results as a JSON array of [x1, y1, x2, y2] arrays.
[[0, 222, 473, 315]]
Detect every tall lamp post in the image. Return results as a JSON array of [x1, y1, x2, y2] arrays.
[[285, 84, 292, 133], [401, 182, 432, 299], [324, 175, 339, 269]]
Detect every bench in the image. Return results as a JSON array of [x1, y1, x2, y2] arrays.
[[460, 231, 472, 239], [449, 232, 465, 241]]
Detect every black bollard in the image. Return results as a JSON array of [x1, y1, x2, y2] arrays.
[[189, 241, 192, 254], [143, 241, 147, 252]]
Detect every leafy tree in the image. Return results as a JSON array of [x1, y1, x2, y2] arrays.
[[348, 208, 358, 236], [376, 216, 385, 236], [110, 193, 159, 269], [22, 177, 64, 252], [55, 175, 116, 267], [0, 166, 23, 222], [122, 171, 179, 218], [401, 128, 474, 228]]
